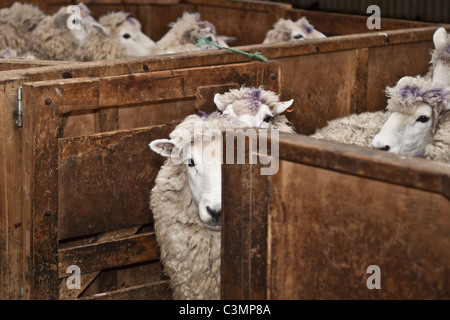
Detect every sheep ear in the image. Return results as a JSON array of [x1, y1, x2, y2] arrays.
[[93, 23, 110, 36], [213, 93, 226, 111], [275, 99, 294, 114], [149, 139, 176, 157], [54, 13, 71, 29], [433, 27, 448, 49]]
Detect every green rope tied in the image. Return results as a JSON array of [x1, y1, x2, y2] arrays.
[[196, 36, 268, 62]]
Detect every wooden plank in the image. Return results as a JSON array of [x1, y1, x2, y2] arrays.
[[221, 135, 269, 300], [58, 232, 160, 277], [22, 82, 60, 300], [221, 132, 450, 299], [58, 125, 173, 240], [58, 271, 100, 300], [80, 280, 172, 300], [22, 61, 279, 113], [268, 159, 450, 299], [276, 132, 450, 199]]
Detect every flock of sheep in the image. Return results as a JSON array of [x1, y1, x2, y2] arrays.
[[148, 27, 450, 300], [0, 2, 325, 61], [1, 2, 448, 301]]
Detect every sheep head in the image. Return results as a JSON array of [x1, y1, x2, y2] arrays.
[[170, 12, 233, 49], [150, 114, 245, 230], [53, 3, 101, 42], [263, 17, 326, 44], [97, 12, 155, 57], [214, 87, 294, 129], [371, 76, 450, 156], [430, 27, 450, 86]]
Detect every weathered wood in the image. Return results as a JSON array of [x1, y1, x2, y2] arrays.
[[58, 232, 160, 277], [0, 0, 446, 300], [18, 60, 280, 299], [80, 280, 172, 300], [221, 132, 450, 300]]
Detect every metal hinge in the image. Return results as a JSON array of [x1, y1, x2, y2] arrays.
[[16, 87, 22, 127]]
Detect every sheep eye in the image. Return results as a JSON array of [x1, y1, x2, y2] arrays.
[[263, 115, 272, 123], [205, 36, 213, 41], [416, 115, 430, 123], [187, 158, 195, 167], [123, 33, 131, 39]]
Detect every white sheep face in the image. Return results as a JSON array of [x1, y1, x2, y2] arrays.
[[117, 19, 155, 57], [150, 137, 222, 231], [214, 94, 293, 129], [371, 104, 434, 156]]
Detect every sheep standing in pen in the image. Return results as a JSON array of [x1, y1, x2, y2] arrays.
[[213, 86, 296, 132], [0, 2, 46, 56], [29, 3, 100, 60], [149, 88, 294, 299], [149, 114, 246, 299], [73, 11, 155, 61], [150, 12, 233, 55], [311, 27, 450, 162], [371, 76, 450, 163], [263, 17, 326, 44]]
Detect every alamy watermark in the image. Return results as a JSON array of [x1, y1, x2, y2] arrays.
[[366, 265, 381, 289], [366, 5, 381, 30], [165, 122, 280, 176], [66, 5, 82, 30]]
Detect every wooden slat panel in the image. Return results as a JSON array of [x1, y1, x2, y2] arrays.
[[58, 232, 159, 277], [58, 125, 173, 240], [221, 135, 269, 300], [80, 280, 172, 300], [221, 132, 450, 299], [276, 132, 450, 199], [23, 62, 279, 114], [268, 159, 450, 299]]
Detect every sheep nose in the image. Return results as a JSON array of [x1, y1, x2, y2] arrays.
[[206, 206, 221, 224], [293, 34, 304, 40], [377, 145, 390, 151]]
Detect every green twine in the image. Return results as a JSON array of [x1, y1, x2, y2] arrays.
[[196, 36, 268, 62]]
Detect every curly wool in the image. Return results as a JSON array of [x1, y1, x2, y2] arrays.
[[150, 114, 246, 300], [0, 3, 45, 55], [425, 112, 450, 164], [311, 110, 389, 147], [73, 31, 127, 61], [385, 76, 450, 115]]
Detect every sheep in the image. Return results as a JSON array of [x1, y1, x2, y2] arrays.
[[149, 113, 250, 299], [263, 17, 326, 44], [371, 76, 450, 163], [213, 86, 296, 133], [29, 3, 99, 60], [0, 2, 46, 55], [311, 27, 450, 162], [72, 11, 155, 61], [150, 12, 233, 55]]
